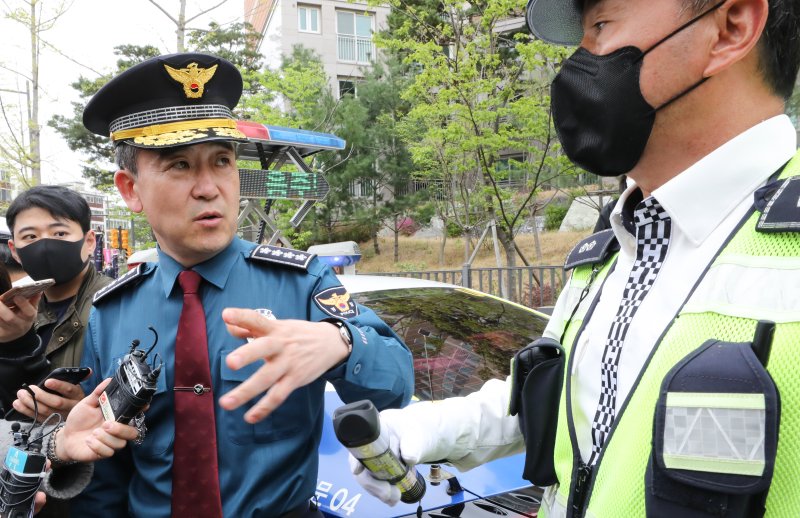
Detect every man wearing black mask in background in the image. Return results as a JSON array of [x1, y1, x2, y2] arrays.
[[0, 185, 110, 420]]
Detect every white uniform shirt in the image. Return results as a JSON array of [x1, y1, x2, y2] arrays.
[[556, 114, 797, 463]]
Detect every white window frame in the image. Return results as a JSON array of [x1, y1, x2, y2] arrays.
[[298, 5, 321, 34], [335, 10, 375, 64]]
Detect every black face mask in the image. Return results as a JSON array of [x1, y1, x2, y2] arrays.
[[551, 0, 725, 177], [16, 236, 89, 285]]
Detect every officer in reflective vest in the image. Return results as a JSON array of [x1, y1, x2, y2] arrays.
[[349, 1, 800, 516]]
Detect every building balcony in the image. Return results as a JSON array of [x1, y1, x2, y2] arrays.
[[337, 34, 374, 64]]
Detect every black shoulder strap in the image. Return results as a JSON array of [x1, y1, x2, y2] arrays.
[[247, 244, 315, 271], [563, 229, 620, 271], [756, 176, 800, 233], [92, 264, 153, 305]]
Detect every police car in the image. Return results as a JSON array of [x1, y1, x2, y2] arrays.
[[318, 275, 549, 518]]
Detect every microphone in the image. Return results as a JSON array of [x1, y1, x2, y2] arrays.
[[333, 400, 426, 504]]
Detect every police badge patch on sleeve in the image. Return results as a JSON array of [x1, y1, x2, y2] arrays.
[[314, 286, 360, 319]]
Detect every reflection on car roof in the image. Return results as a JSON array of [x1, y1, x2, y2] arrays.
[[340, 274, 549, 318], [338, 274, 456, 293]]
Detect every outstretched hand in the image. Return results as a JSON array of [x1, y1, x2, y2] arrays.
[[218, 308, 350, 424]]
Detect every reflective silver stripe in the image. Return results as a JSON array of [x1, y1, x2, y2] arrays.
[[663, 392, 765, 476]]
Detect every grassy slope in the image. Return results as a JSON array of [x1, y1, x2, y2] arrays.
[[356, 230, 591, 273]]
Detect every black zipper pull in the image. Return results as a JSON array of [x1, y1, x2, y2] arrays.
[[572, 461, 593, 517]]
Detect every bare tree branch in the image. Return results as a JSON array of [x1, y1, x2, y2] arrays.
[[146, 0, 177, 24], [39, 37, 103, 76], [185, 0, 229, 23]]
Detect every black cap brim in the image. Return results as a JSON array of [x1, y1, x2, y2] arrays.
[[526, 0, 583, 46]]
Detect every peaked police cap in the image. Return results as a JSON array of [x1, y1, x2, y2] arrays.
[[525, 0, 582, 46], [83, 52, 247, 148]]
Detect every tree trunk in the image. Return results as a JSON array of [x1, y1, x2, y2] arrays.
[[393, 225, 400, 263], [177, 0, 186, 52], [29, 0, 41, 184], [439, 231, 447, 266], [373, 228, 380, 255], [498, 225, 518, 301]]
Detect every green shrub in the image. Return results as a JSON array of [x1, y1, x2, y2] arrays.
[[544, 204, 569, 231], [396, 261, 427, 272]]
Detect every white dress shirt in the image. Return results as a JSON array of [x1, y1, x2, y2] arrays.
[[565, 114, 797, 463]]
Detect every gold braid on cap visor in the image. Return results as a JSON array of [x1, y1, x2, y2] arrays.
[[110, 118, 239, 141]]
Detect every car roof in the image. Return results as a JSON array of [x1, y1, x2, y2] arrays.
[[339, 274, 550, 319], [338, 274, 456, 293]]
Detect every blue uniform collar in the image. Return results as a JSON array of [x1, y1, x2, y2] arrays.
[[156, 238, 248, 296]]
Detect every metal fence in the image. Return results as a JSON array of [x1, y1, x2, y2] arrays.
[[365, 265, 567, 309]]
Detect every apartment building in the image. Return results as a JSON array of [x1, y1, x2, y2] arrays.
[[245, 0, 390, 98]]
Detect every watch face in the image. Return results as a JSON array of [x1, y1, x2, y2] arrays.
[[338, 324, 352, 346]]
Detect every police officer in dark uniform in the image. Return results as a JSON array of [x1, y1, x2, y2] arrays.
[[74, 53, 414, 517]]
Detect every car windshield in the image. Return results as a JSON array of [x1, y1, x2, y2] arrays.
[[352, 287, 548, 401]]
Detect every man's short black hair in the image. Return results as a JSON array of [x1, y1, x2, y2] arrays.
[[6, 185, 92, 235], [687, 0, 800, 99], [115, 143, 140, 175]]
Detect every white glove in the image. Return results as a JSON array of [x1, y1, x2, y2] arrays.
[[348, 406, 439, 506]]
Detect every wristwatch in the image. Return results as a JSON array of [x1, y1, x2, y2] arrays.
[[324, 318, 353, 355]]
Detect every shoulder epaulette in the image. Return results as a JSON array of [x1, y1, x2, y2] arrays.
[[757, 176, 800, 233], [564, 229, 620, 271], [248, 244, 316, 271], [92, 264, 154, 305]]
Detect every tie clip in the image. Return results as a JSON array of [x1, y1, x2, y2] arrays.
[[174, 384, 211, 396]]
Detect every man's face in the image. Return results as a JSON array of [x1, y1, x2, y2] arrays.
[[117, 142, 240, 267], [580, 0, 713, 109], [9, 207, 94, 264]]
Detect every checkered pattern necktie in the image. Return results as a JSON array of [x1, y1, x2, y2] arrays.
[[588, 197, 672, 466], [172, 270, 223, 517]]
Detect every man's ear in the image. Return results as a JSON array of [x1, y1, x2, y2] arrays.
[[7, 240, 20, 264], [704, 0, 769, 78], [115, 170, 144, 213], [84, 229, 97, 255]]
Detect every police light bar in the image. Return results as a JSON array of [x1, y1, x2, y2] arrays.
[[236, 121, 346, 158], [317, 255, 361, 267], [308, 241, 362, 268]]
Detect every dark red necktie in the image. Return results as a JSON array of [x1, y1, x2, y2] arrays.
[[172, 270, 223, 517]]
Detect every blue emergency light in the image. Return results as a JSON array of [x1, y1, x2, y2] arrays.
[[317, 254, 362, 267]]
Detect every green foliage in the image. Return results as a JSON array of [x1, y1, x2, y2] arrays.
[[371, 0, 576, 265], [306, 58, 419, 249], [544, 203, 568, 231], [395, 261, 428, 272], [239, 45, 332, 128]]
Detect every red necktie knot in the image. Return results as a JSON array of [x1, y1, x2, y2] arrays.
[[178, 270, 202, 295]]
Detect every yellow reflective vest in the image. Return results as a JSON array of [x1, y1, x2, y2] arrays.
[[546, 156, 800, 518]]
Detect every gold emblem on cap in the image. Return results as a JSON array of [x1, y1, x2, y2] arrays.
[[164, 62, 218, 99]]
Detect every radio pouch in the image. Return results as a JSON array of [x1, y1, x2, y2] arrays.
[[509, 337, 565, 487], [646, 339, 780, 518]]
